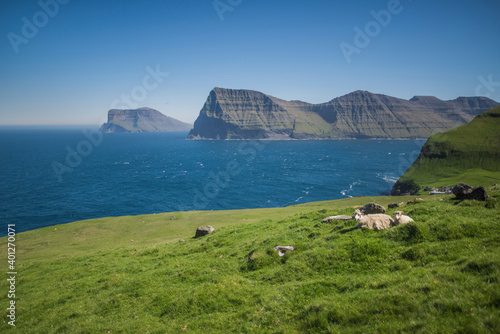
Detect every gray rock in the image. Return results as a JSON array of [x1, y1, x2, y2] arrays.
[[452, 183, 472, 197], [322, 215, 353, 223], [452, 183, 488, 201], [360, 203, 386, 214], [468, 187, 488, 201], [388, 202, 406, 209], [195, 225, 215, 238]]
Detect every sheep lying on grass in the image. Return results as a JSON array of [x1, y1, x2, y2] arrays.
[[392, 211, 414, 226], [354, 209, 394, 231]]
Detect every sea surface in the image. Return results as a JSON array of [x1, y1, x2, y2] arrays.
[[0, 128, 425, 236]]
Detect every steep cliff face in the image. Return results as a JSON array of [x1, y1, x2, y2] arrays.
[[188, 88, 322, 139], [100, 108, 192, 133], [188, 88, 499, 139]]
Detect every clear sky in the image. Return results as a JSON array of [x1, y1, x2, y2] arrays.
[[1, 0, 499, 126]]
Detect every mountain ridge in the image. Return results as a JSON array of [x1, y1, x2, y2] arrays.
[[188, 88, 499, 139]]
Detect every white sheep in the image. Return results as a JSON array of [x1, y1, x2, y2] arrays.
[[354, 209, 394, 231], [392, 211, 414, 226]]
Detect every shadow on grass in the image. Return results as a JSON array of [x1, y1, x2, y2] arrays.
[[339, 227, 358, 234]]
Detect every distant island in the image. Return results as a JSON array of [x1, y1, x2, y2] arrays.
[[100, 107, 192, 133], [188, 88, 499, 140]]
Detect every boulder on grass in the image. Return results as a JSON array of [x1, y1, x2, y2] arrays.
[[195, 225, 215, 238], [469, 187, 489, 201], [452, 183, 472, 198], [322, 215, 353, 223], [452, 183, 488, 201], [360, 203, 386, 214]]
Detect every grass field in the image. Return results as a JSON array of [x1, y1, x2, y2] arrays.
[[1, 187, 499, 333]]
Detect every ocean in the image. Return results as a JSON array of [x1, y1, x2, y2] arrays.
[[0, 128, 425, 236]]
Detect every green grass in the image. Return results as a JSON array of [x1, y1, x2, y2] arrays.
[[396, 106, 500, 189], [1, 189, 500, 333]]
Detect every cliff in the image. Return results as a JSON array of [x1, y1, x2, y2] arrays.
[[100, 108, 192, 133], [188, 88, 499, 139], [392, 106, 500, 194]]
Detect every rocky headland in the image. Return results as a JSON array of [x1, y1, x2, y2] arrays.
[[100, 108, 192, 133], [392, 106, 500, 195], [188, 88, 499, 139]]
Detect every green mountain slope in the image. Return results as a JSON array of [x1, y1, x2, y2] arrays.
[[2, 192, 499, 333], [393, 106, 500, 193]]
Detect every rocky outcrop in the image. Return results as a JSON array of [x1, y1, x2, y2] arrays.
[[452, 183, 489, 201], [360, 203, 386, 214], [188, 88, 499, 139], [100, 108, 192, 133], [322, 215, 353, 223], [194, 225, 215, 238]]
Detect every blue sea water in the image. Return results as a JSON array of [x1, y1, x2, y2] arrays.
[[0, 128, 425, 236]]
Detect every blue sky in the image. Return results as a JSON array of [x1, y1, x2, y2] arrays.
[[1, 0, 499, 125]]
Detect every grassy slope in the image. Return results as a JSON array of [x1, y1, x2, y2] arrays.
[[397, 106, 500, 188], [1, 191, 500, 333]]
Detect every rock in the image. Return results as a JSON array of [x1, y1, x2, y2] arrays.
[[388, 202, 400, 209], [194, 225, 215, 238], [406, 198, 423, 205], [468, 186, 489, 201], [322, 215, 353, 223], [170, 216, 176, 220], [452, 183, 489, 201], [452, 183, 472, 197], [360, 203, 386, 214]]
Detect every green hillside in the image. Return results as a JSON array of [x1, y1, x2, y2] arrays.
[[393, 106, 500, 192], [2, 191, 500, 333]]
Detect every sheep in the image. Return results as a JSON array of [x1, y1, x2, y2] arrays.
[[392, 211, 414, 226], [354, 209, 394, 231]]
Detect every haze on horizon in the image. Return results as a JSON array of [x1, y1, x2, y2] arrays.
[[1, 0, 499, 126]]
